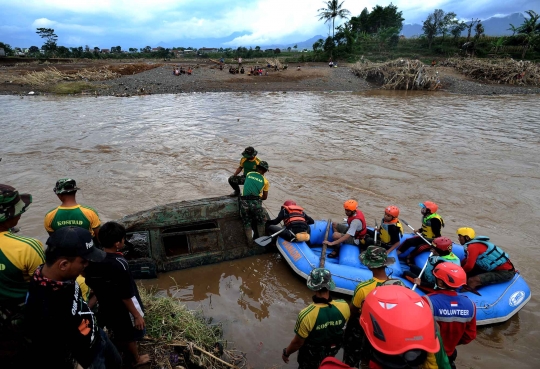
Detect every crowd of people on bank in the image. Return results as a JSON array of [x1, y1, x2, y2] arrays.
[[0, 145, 518, 369], [227, 145, 517, 369], [173, 65, 192, 75]]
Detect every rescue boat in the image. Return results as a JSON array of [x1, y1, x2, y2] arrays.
[[276, 220, 531, 326]]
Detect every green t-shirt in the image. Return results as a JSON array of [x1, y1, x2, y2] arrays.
[[294, 299, 350, 345], [242, 172, 269, 197]]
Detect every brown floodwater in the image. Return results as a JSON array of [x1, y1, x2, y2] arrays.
[[1, 91, 539, 368]]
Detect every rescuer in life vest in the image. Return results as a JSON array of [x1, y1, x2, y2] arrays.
[[360, 285, 451, 369], [456, 227, 516, 289], [366, 205, 403, 253], [324, 200, 367, 259], [397, 201, 444, 262], [266, 200, 315, 242]]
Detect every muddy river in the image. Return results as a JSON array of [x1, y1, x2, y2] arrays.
[[1, 91, 539, 368]]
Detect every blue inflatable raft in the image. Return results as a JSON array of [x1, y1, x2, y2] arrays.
[[276, 220, 531, 326]]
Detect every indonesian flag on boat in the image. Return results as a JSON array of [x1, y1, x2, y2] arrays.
[[450, 301, 458, 307]]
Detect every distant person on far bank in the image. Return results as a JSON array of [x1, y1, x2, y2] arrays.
[[228, 146, 261, 197]]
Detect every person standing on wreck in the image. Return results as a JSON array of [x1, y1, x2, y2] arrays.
[[323, 200, 367, 259], [228, 146, 261, 197], [282, 268, 350, 369], [239, 161, 269, 242]]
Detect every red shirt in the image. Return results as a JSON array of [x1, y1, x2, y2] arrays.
[[461, 242, 513, 273], [423, 290, 476, 356]]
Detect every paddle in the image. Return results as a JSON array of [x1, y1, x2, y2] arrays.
[[373, 219, 378, 245], [255, 228, 287, 247], [400, 219, 433, 291], [319, 219, 332, 268]]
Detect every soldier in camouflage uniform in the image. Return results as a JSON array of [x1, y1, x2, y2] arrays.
[[343, 246, 402, 368], [282, 268, 350, 369], [239, 161, 269, 242], [228, 146, 261, 197], [0, 184, 45, 366]]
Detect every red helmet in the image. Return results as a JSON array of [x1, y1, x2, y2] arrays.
[[384, 205, 399, 217], [420, 201, 438, 213], [344, 199, 358, 211], [283, 200, 297, 207], [431, 237, 453, 252], [360, 285, 439, 355], [432, 262, 467, 288]]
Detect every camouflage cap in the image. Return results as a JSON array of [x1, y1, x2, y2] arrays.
[[53, 178, 80, 195], [360, 246, 396, 268], [242, 146, 258, 158], [257, 161, 269, 171], [307, 268, 336, 291], [0, 184, 32, 223]]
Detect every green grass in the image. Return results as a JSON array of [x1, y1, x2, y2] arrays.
[[48, 81, 98, 94]]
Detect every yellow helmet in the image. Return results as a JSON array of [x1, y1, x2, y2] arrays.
[[456, 227, 475, 239]]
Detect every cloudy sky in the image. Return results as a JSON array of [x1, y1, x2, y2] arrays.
[[1, 0, 537, 49]]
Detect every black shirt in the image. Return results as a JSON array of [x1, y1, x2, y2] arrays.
[[85, 253, 143, 326], [25, 266, 100, 368]]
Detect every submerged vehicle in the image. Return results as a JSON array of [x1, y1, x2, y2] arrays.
[[118, 196, 268, 279], [276, 220, 531, 326]]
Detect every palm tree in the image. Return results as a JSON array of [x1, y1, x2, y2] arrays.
[[317, 0, 351, 39], [517, 10, 540, 58]]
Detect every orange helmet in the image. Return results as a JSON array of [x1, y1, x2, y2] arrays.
[[419, 201, 438, 213], [343, 199, 358, 211], [431, 237, 453, 252], [384, 205, 399, 217], [283, 200, 297, 207], [432, 262, 467, 288], [360, 285, 439, 355]]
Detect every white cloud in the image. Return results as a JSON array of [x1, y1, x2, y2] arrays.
[[31, 18, 104, 35]]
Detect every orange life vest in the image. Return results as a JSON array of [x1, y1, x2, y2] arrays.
[[283, 205, 307, 226]]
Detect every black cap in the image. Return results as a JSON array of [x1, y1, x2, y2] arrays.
[[46, 227, 106, 262]]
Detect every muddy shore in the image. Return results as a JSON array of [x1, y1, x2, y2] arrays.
[[1, 60, 539, 96]]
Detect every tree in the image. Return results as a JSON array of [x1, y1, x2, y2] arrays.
[[317, 0, 351, 39], [508, 24, 519, 36], [349, 5, 404, 35], [422, 9, 455, 49], [313, 38, 324, 52], [450, 21, 467, 42], [255, 45, 261, 51], [287, 46, 291, 52], [516, 10, 540, 58], [440, 12, 458, 40], [29, 46, 40, 53], [36, 28, 58, 52], [465, 18, 481, 42], [0, 42, 14, 56]]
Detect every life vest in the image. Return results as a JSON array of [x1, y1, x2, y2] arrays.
[[283, 205, 307, 226], [465, 236, 510, 271], [378, 218, 403, 245], [424, 253, 461, 285], [347, 210, 367, 239], [421, 213, 445, 240]]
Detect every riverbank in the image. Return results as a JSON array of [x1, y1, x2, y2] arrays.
[[2, 59, 540, 96]]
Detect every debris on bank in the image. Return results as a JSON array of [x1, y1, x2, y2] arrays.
[[15, 63, 162, 87], [351, 59, 441, 90], [440, 58, 540, 86], [139, 286, 247, 369]]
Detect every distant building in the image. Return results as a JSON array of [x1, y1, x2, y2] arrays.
[[151, 47, 164, 52], [198, 47, 218, 53], [101, 49, 110, 53], [0, 48, 5, 57]]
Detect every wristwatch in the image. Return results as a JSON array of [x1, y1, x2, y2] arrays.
[[282, 348, 289, 357]]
